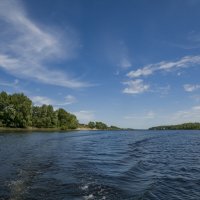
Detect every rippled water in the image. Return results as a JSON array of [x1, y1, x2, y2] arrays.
[[0, 130, 200, 200]]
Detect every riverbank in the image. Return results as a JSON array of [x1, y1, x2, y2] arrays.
[[149, 122, 200, 130], [0, 127, 64, 132], [0, 127, 132, 132], [0, 127, 96, 132], [0, 127, 123, 132]]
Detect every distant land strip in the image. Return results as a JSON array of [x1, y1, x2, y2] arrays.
[[149, 123, 200, 130]]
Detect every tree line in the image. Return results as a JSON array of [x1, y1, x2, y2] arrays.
[[149, 123, 200, 130], [87, 121, 121, 130], [0, 91, 78, 129], [0, 91, 122, 130]]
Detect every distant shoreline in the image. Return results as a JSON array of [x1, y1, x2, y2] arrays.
[[149, 122, 200, 130], [0, 127, 132, 132]]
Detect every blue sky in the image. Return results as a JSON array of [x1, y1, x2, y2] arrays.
[[1, 0, 200, 129]]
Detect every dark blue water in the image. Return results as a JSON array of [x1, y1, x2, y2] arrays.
[[0, 130, 200, 200]]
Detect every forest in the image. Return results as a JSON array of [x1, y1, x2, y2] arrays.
[[0, 91, 119, 130], [87, 121, 121, 130], [0, 91, 79, 129], [149, 123, 200, 130]]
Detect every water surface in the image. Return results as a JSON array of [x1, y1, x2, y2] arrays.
[[0, 130, 200, 199]]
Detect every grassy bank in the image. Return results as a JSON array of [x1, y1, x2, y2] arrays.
[[0, 126, 132, 132], [0, 127, 109, 132], [0, 127, 79, 132]]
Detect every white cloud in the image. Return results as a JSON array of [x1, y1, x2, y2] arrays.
[[0, 79, 19, 87], [72, 110, 95, 124], [64, 95, 77, 105], [32, 96, 54, 106], [127, 66, 154, 78], [183, 84, 200, 92], [171, 105, 200, 122], [155, 85, 171, 96], [123, 106, 200, 129], [120, 57, 132, 69], [159, 56, 200, 70], [191, 95, 200, 102], [146, 111, 155, 119], [123, 79, 150, 94], [124, 55, 200, 95], [127, 55, 200, 78], [0, 0, 89, 88], [192, 106, 200, 110], [32, 95, 77, 106], [106, 39, 132, 69], [124, 111, 155, 120]]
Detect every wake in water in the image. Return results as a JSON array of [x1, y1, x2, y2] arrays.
[[0, 131, 200, 199]]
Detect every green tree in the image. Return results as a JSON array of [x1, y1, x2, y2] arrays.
[[9, 93, 32, 128], [57, 108, 69, 129], [0, 91, 9, 126], [0, 92, 32, 128], [149, 122, 200, 130], [95, 121, 108, 129], [88, 121, 96, 129], [67, 114, 79, 129], [32, 105, 57, 128], [109, 125, 120, 130], [0, 91, 79, 130], [3, 105, 16, 127], [57, 108, 78, 130]]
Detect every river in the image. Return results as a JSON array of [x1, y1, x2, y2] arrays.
[[0, 130, 200, 199]]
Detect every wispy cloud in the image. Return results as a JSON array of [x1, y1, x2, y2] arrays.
[[0, 0, 89, 88], [32, 96, 54, 106], [0, 79, 19, 87], [124, 111, 155, 120], [127, 66, 154, 78], [32, 95, 77, 106], [64, 95, 77, 105], [154, 85, 171, 96], [187, 31, 200, 43], [118, 42, 132, 69], [72, 110, 95, 124], [124, 106, 200, 129], [183, 84, 200, 92], [120, 57, 132, 69], [123, 79, 150, 94], [191, 95, 200, 102], [171, 105, 200, 122], [123, 55, 200, 95], [127, 55, 200, 78], [106, 39, 132, 69]]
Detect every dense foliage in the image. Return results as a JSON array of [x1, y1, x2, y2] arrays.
[[57, 108, 78, 130], [88, 121, 121, 130], [0, 92, 32, 128], [0, 91, 123, 130], [0, 91, 78, 129], [149, 123, 200, 130]]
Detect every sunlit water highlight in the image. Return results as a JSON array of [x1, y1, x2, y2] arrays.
[[0, 130, 200, 199]]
